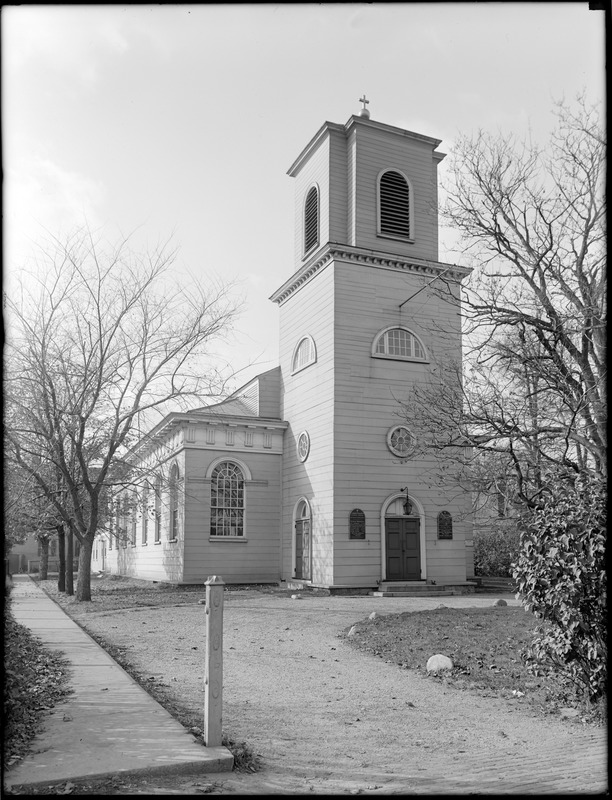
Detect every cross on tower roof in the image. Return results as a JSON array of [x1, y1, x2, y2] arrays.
[[358, 95, 371, 119]]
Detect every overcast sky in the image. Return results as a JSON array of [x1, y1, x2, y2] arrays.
[[2, 3, 605, 393]]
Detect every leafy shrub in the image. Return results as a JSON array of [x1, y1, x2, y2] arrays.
[[473, 525, 520, 576], [513, 475, 606, 703], [3, 597, 73, 767]]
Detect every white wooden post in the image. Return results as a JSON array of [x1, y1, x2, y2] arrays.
[[204, 575, 225, 746]]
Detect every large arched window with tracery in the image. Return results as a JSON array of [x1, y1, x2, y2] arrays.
[[210, 461, 245, 537]]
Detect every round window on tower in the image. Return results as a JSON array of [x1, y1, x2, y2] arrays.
[[386, 425, 415, 458], [297, 431, 311, 462]]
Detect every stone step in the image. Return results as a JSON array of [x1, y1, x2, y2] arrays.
[[377, 583, 476, 593], [372, 587, 471, 597]]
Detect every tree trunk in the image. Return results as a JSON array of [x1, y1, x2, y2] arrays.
[[57, 525, 66, 592], [75, 537, 93, 601], [39, 537, 49, 581], [66, 529, 74, 596]]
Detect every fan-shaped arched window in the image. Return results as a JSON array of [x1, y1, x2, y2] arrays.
[[292, 335, 317, 374], [304, 186, 319, 254], [210, 461, 245, 537], [372, 327, 426, 361], [378, 169, 412, 239]]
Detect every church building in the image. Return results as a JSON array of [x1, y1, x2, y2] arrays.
[[94, 101, 474, 592]]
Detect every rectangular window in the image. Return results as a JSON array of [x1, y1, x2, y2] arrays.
[[142, 484, 149, 544], [154, 479, 162, 543], [108, 501, 114, 549]]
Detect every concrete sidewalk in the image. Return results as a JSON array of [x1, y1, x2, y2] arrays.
[[4, 575, 233, 791]]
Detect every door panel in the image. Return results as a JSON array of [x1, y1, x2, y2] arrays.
[[295, 519, 311, 580], [295, 522, 303, 579], [302, 519, 311, 580], [385, 518, 420, 580]]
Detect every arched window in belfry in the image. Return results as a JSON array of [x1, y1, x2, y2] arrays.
[[378, 169, 411, 238], [304, 185, 319, 254]]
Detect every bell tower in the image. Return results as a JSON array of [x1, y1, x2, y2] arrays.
[[271, 101, 472, 589]]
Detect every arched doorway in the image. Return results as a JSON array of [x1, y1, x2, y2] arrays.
[[381, 495, 426, 581], [294, 499, 312, 581]]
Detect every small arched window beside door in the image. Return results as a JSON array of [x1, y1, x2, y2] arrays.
[[437, 510, 453, 539], [349, 508, 366, 539]]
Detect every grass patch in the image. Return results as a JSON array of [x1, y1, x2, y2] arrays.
[[3, 597, 73, 769], [341, 605, 605, 724]]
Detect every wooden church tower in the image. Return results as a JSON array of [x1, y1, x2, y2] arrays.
[[270, 99, 473, 590]]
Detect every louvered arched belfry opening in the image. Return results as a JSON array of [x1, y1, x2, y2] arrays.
[[378, 169, 411, 238]]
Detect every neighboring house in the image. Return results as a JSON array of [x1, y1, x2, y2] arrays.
[[92, 102, 474, 590], [9, 536, 80, 574]]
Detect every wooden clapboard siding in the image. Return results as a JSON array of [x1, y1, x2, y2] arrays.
[[279, 262, 335, 585], [351, 124, 441, 261], [328, 127, 348, 244], [181, 448, 282, 584], [257, 367, 282, 418], [280, 112, 470, 586], [330, 254, 471, 585]]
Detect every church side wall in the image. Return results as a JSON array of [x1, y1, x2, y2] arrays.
[[182, 448, 282, 584], [332, 259, 471, 585], [352, 126, 439, 262], [279, 264, 336, 585], [109, 449, 187, 583]]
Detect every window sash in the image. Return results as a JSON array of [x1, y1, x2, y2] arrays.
[[210, 462, 245, 537], [376, 329, 424, 359]]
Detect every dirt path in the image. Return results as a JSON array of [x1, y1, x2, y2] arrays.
[[73, 592, 606, 794]]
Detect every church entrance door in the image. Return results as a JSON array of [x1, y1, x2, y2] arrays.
[[295, 517, 311, 580], [385, 518, 420, 581]]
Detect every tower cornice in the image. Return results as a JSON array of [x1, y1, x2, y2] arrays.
[[269, 243, 471, 306], [288, 115, 444, 178]]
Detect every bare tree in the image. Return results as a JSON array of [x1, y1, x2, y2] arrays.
[[403, 95, 606, 506], [5, 227, 240, 600]]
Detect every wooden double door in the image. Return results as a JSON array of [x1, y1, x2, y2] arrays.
[[385, 517, 420, 581]]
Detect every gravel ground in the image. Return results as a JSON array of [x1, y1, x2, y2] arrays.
[[64, 590, 607, 795]]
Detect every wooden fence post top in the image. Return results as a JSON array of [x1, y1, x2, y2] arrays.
[[205, 575, 225, 586]]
